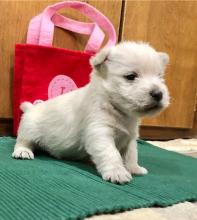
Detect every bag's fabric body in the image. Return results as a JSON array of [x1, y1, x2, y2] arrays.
[[14, 44, 92, 133]]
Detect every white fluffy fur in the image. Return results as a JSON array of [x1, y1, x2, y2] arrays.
[[13, 42, 170, 184]]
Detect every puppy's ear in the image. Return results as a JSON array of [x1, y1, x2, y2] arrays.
[[158, 52, 169, 67], [90, 47, 111, 75]]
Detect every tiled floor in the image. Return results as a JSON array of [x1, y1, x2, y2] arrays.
[[87, 139, 197, 220]]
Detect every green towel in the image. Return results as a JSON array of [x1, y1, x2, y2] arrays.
[[0, 137, 197, 220]]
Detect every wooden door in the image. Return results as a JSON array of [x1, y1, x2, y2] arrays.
[[0, 0, 122, 119], [122, 1, 197, 129]]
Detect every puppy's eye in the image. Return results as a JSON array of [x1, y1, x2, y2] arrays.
[[124, 72, 138, 81]]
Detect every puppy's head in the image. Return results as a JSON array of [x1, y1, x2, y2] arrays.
[[90, 41, 170, 117]]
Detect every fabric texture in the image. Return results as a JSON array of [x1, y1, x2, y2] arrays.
[[0, 137, 197, 220]]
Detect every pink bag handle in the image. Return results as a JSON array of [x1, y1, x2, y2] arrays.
[[27, 1, 116, 53], [52, 14, 105, 53], [27, 13, 105, 53]]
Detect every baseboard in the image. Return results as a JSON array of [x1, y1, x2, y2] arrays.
[[0, 118, 13, 136]]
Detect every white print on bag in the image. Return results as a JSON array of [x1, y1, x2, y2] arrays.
[[33, 75, 78, 105]]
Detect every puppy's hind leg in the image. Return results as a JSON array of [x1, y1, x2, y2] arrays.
[[12, 138, 34, 160]]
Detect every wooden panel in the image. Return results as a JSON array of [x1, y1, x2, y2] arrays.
[[140, 105, 197, 140], [0, 0, 122, 118], [122, 1, 197, 128]]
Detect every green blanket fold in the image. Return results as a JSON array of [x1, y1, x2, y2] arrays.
[[0, 137, 197, 220]]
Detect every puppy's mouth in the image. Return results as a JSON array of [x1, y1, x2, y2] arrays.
[[138, 103, 163, 113]]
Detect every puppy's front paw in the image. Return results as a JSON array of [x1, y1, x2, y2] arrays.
[[127, 165, 148, 175], [12, 148, 34, 160], [102, 166, 132, 184]]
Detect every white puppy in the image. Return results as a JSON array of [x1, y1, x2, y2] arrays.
[[12, 42, 170, 184]]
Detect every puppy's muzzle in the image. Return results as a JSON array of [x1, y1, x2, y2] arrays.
[[149, 90, 163, 102], [139, 90, 164, 113]]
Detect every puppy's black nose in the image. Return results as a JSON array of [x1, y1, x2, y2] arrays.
[[150, 90, 163, 102]]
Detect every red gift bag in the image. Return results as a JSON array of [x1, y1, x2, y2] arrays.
[[13, 0, 116, 135]]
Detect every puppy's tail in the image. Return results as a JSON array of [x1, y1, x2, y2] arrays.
[[20, 102, 33, 113]]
